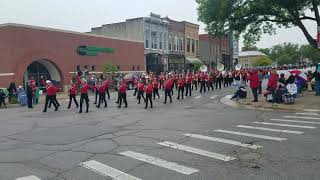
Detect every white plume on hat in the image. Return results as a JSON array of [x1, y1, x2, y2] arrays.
[[46, 80, 51, 84], [81, 78, 87, 82]]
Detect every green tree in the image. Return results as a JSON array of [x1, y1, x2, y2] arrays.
[[277, 54, 292, 65], [102, 64, 118, 74], [252, 56, 273, 67], [259, 48, 271, 56], [242, 45, 258, 51], [192, 61, 204, 71], [269, 43, 300, 64], [300, 44, 320, 64], [196, 0, 320, 48]]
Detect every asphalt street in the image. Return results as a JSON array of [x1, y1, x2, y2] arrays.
[[0, 86, 320, 180]]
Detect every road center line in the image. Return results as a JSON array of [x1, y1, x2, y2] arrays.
[[214, 129, 287, 141], [158, 141, 236, 161], [81, 160, 142, 180], [184, 133, 262, 149], [119, 151, 198, 175], [270, 119, 320, 125], [253, 122, 316, 129], [237, 125, 304, 134], [16, 175, 41, 180], [283, 116, 320, 120]]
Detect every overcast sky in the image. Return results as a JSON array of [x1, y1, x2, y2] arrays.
[[0, 0, 316, 49]]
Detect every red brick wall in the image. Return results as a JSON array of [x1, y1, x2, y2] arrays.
[[0, 25, 144, 87]]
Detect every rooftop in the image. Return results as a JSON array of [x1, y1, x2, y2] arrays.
[[239, 51, 267, 57]]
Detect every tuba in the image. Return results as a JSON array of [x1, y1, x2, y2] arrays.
[[217, 63, 225, 72], [199, 65, 208, 72], [235, 64, 242, 71]]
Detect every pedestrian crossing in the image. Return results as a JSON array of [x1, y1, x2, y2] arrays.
[[18, 109, 320, 180]]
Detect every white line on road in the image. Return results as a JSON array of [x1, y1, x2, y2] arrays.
[[81, 160, 142, 180], [253, 122, 316, 129], [237, 125, 304, 135], [296, 112, 320, 116], [194, 96, 202, 99], [270, 118, 320, 125], [304, 109, 320, 112], [214, 129, 287, 141], [184, 133, 262, 149], [16, 175, 41, 180], [158, 141, 236, 161], [284, 116, 320, 120], [119, 151, 198, 175], [210, 95, 218, 99]]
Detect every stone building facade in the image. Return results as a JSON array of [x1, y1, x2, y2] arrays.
[[91, 13, 169, 74]]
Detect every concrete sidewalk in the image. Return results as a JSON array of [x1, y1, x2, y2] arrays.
[[236, 90, 320, 111]]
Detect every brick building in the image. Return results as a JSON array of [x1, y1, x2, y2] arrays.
[[199, 34, 232, 70], [0, 23, 144, 88]]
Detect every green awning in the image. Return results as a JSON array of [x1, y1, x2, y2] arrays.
[[186, 57, 203, 64]]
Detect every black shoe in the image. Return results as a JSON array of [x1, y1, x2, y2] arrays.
[[54, 108, 58, 111], [43, 110, 46, 113], [116, 101, 119, 104], [124, 106, 128, 108], [104, 105, 107, 108], [118, 106, 121, 108], [93, 102, 97, 104], [76, 106, 79, 108], [150, 106, 153, 108], [252, 100, 258, 102], [164, 102, 167, 104], [79, 111, 82, 113], [67, 107, 70, 109], [145, 107, 147, 109], [86, 110, 89, 113], [96, 106, 100, 108]]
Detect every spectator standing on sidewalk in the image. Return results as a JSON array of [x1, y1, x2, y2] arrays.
[[314, 63, 320, 96], [258, 69, 264, 94], [248, 70, 260, 102], [0, 89, 7, 108], [267, 69, 278, 98]]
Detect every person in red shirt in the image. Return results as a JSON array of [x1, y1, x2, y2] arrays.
[[93, 79, 100, 104], [67, 81, 79, 109], [152, 78, 160, 100], [216, 70, 223, 90], [207, 73, 214, 91], [105, 76, 111, 100], [164, 75, 173, 104], [79, 78, 94, 113], [177, 74, 185, 100], [200, 72, 207, 93], [43, 80, 59, 112], [145, 79, 153, 109], [96, 79, 108, 108], [133, 77, 139, 96], [248, 70, 260, 102], [192, 72, 198, 91], [137, 80, 146, 104], [118, 80, 128, 108], [185, 73, 193, 96]]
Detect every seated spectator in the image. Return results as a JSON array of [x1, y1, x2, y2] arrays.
[[286, 82, 298, 98], [279, 73, 286, 85], [0, 89, 7, 108], [17, 86, 27, 106], [274, 83, 286, 103], [231, 85, 247, 100]]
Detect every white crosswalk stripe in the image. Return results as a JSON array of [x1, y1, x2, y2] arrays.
[[253, 122, 316, 129], [296, 112, 320, 116], [304, 109, 320, 112], [119, 151, 198, 175], [184, 133, 262, 149], [16, 175, 41, 180], [270, 118, 320, 125], [214, 129, 287, 141], [210, 95, 218, 99], [194, 96, 202, 99], [158, 141, 236, 161], [81, 160, 142, 180], [284, 116, 320, 120], [237, 125, 304, 135]]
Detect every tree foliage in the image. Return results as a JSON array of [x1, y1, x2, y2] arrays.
[[300, 44, 320, 63], [196, 0, 320, 48], [252, 56, 273, 67], [102, 64, 118, 74]]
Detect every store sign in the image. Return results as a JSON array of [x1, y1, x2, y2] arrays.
[[77, 45, 115, 56]]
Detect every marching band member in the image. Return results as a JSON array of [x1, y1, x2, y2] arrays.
[[164, 75, 173, 104], [79, 78, 94, 113], [207, 73, 214, 91], [93, 79, 99, 104], [133, 77, 138, 96], [223, 71, 229, 87], [137, 80, 146, 104], [152, 77, 160, 99], [118, 80, 128, 108], [177, 74, 185, 100], [216, 70, 223, 90], [67, 81, 79, 109], [105, 77, 111, 99], [43, 80, 59, 112], [192, 72, 198, 91], [185, 73, 192, 96], [96, 79, 108, 108], [200, 72, 207, 93], [145, 79, 153, 109]]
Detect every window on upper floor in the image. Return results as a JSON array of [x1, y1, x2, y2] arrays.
[[151, 31, 157, 49], [169, 36, 172, 51], [187, 38, 191, 52], [159, 33, 163, 50], [145, 30, 149, 49], [196, 40, 199, 54], [174, 36, 178, 51], [179, 38, 183, 52], [192, 39, 195, 53]]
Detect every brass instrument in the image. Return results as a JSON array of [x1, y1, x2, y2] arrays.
[[217, 63, 225, 71]]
